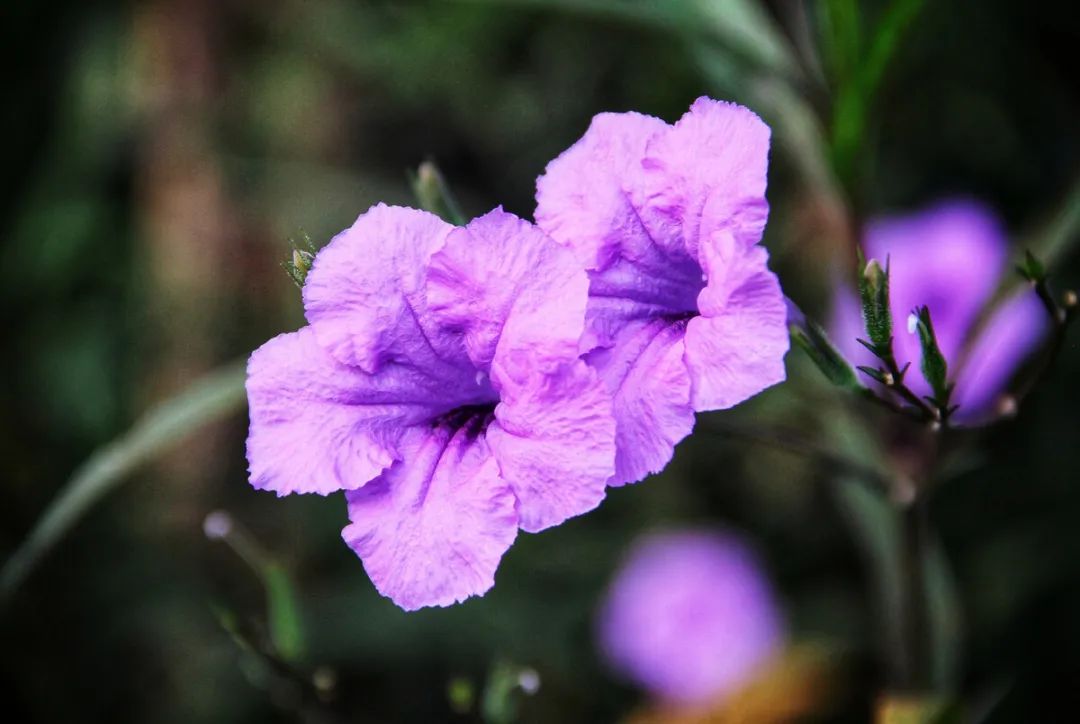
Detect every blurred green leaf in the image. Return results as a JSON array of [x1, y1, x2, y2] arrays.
[[0, 361, 247, 609], [827, 0, 927, 190], [463, 0, 799, 78], [925, 538, 962, 691], [820, 0, 861, 84], [264, 563, 305, 662]]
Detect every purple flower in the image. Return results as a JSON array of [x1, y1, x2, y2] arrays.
[[598, 530, 785, 704], [535, 97, 789, 486], [830, 200, 1049, 423], [245, 205, 616, 610]]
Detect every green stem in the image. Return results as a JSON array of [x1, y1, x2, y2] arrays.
[[898, 496, 931, 692]]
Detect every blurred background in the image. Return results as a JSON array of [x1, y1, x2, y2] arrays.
[[1, 1, 1078, 721]]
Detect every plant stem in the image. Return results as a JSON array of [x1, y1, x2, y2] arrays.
[[897, 495, 931, 692]]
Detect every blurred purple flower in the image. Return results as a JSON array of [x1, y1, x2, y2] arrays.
[[245, 204, 615, 610], [598, 530, 785, 705], [830, 200, 1049, 423], [536, 97, 789, 486]]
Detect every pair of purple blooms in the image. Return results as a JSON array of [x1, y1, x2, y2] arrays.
[[245, 95, 1047, 612], [245, 97, 789, 610]]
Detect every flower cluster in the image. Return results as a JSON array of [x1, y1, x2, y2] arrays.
[[245, 98, 789, 610]]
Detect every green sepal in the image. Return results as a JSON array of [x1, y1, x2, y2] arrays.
[[790, 318, 864, 392], [912, 305, 950, 406], [1015, 249, 1046, 283], [281, 229, 316, 288]]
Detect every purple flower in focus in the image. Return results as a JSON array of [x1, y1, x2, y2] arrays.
[[245, 205, 616, 610], [830, 200, 1049, 423], [535, 97, 789, 486], [598, 530, 785, 705]]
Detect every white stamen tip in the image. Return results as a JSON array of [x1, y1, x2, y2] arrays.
[[518, 668, 541, 695], [907, 313, 918, 334], [203, 510, 233, 540]]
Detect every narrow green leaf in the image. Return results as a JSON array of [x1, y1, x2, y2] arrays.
[[857, 365, 888, 385], [264, 563, 305, 662], [790, 318, 863, 392], [1015, 249, 1046, 283], [459, 0, 799, 79], [820, 0, 862, 85], [913, 305, 949, 406], [1, 361, 247, 608], [861, 0, 927, 102]]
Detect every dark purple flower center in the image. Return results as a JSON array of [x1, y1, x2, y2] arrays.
[[431, 401, 498, 437]]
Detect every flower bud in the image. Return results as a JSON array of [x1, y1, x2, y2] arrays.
[[858, 255, 893, 354]]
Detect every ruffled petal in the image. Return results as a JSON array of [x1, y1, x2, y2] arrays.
[[302, 204, 464, 373], [425, 208, 588, 370], [630, 97, 770, 261], [952, 290, 1049, 423], [684, 233, 788, 410], [487, 359, 616, 532], [246, 327, 467, 496], [342, 426, 519, 611], [586, 318, 694, 486], [535, 111, 669, 271]]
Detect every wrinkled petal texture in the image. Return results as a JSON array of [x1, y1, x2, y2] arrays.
[[343, 426, 518, 611], [686, 232, 789, 409], [487, 359, 615, 532], [536, 111, 670, 272], [251, 204, 621, 608], [630, 97, 770, 261], [246, 327, 474, 495], [829, 199, 1046, 419], [535, 99, 784, 486], [303, 204, 466, 373], [952, 290, 1048, 421], [585, 319, 693, 486], [599, 530, 785, 704], [426, 208, 589, 371]]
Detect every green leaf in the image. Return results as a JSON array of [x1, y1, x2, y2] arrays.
[[820, 0, 862, 85], [856, 364, 888, 385], [459, 0, 799, 79], [0, 361, 247, 608], [264, 563, 305, 662], [1015, 249, 1046, 283], [861, 0, 927, 102], [825, 0, 927, 190], [912, 305, 950, 407], [789, 318, 863, 392]]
